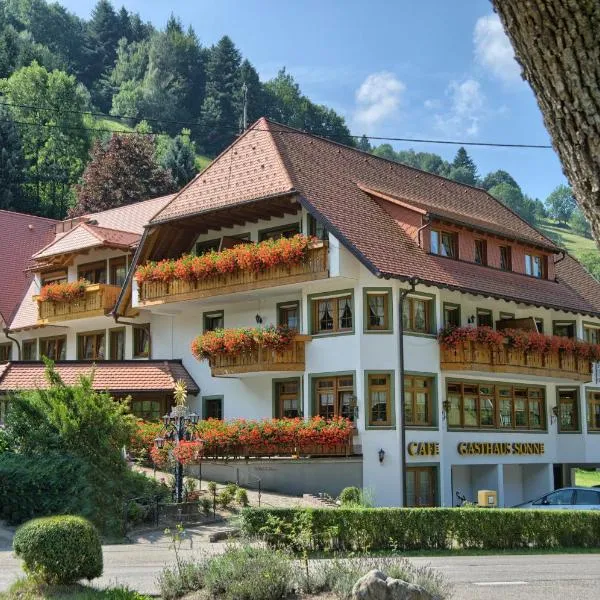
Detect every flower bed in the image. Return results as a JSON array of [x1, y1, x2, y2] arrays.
[[438, 325, 600, 361], [38, 280, 88, 303], [137, 417, 354, 467], [134, 234, 315, 286], [191, 325, 296, 360]]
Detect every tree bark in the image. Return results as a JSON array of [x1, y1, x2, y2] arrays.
[[491, 1, 600, 246]]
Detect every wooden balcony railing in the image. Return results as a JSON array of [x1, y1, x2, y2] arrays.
[[440, 340, 592, 382], [36, 283, 121, 324], [138, 243, 329, 306], [209, 335, 310, 377]]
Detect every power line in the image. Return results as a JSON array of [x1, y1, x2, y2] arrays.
[[0, 99, 554, 149]]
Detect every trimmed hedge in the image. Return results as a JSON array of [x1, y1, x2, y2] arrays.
[[241, 507, 600, 551], [13, 515, 103, 584]]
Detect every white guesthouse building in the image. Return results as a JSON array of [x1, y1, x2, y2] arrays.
[[2, 117, 600, 508]]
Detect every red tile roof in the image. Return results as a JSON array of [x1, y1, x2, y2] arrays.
[[0, 360, 199, 394], [148, 118, 600, 317], [0, 210, 57, 325]]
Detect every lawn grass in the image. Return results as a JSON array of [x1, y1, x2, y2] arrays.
[[0, 579, 149, 600], [574, 468, 600, 488], [537, 219, 596, 258]]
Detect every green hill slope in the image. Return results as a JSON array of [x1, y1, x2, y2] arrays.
[[537, 219, 597, 259]]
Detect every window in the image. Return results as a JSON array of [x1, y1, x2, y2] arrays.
[[525, 254, 545, 278], [314, 375, 355, 422], [443, 303, 460, 328], [430, 230, 457, 258], [367, 373, 393, 427], [133, 325, 150, 358], [203, 396, 223, 420], [403, 296, 432, 334], [77, 260, 106, 284], [109, 256, 127, 286], [365, 290, 391, 331], [446, 381, 545, 430], [41, 269, 67, 286], [553, 321, 576, 338], [499, 246, 512, 271], [474, 239, 487, 265], [587, 391, 600, 431], [406, 467, 436, 507], [477, 309, 493, 328], [499, 312, 515, 321], [535, 318, 544, 334], [259, 223, 300, 242], [40, 336, 66, 360], [275, 380, 301, 418], [130, 399, 162, 420], [22, 340, 36, 361], [534, 489, 574, 506], [558, 388, 579, 432], [278, 302, 299, 329], [575, 489, 600, 505], [0, 343, 11, 362], [203, 310, 224, 332], [584, 326, 600, 344], [195, 238, 220, 255], [109, 328, 125, 360], [77, 331, 105, 360], [311, 293, 353, 334], [404, 376, 434, 426], [308, 214, 328, 241]]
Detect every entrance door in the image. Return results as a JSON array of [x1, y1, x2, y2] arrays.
[[406, 466, 436, 507]]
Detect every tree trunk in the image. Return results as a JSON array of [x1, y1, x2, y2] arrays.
[[491, 1, 600, 246]]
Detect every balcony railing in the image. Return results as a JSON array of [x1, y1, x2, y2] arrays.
[[440, 340, 592, 382], [138, 243, 329, 306], [36, 283, 121, 324], [209, 335, 310, 377]]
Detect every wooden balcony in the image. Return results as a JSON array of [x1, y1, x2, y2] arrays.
[[209, 335, 310, 377], [36, 284, 121, 324], [138, 243, 329, 306], [440, 340, 592, 382]]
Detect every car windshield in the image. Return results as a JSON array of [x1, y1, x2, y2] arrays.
[[535, 489, 574, 505]]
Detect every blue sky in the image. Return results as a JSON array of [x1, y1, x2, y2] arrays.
[[63, 0, 567, 200]]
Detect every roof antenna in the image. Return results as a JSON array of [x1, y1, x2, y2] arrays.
[[242, 82, 248, 131]]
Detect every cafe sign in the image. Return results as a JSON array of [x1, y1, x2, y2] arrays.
[[458, 441, 545, 456], [407, 442, 439, 456]]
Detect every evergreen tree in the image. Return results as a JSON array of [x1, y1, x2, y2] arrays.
[[0, 106, 26, 210], [488, 182, 536, 224], [357, 135, 371, 152], [157, 129, 197, 187], [449, 147, 478, 185], [199, 35, 242, 155], [70, 133, 175, 216]]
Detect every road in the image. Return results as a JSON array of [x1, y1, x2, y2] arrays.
[[1, 542, 600, 599]]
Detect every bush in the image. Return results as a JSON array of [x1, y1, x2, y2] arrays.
[[13, 516, 103, 584], [225, 482, 238, 496], [217, 490, 233, 509], [235, 488, 249, 507], [241, 507, 600, 551], [203, 545, 292, 600], [200, 497, 212, 516], [207, 481, 217, 495], [338, 486, 361, 506], [158, 560, 206, 600]]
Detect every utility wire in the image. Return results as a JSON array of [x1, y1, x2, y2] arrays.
[[0, 98, 554, 149]]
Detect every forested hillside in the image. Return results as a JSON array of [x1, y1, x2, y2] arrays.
[[0, 0, 597, 276]]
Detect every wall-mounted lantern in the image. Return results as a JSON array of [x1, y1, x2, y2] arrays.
[[378, 448, 385, 464]]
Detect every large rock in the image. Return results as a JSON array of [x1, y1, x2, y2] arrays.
[[352, 569, 434, 600]]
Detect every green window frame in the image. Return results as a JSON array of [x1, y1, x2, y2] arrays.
[[77, 330, 106, 360], [308, 289, 355, 337], [584, 323, 600, 344], [404, 372, 437, 428], [258, 222, 301, 242], [133, 325, 151, 358], [0, 343, 11, 362], [109, 328, 125, 360], [277, 301, 300, 329], [202, 395, 224, 420], [476, 308, 493, 328], [39, 335, 67, 360], [309, 371, 356, 421], [273, 377, 303, 418], [553, 320, 576, 339], [557, 387, 580, 433], [22, 339, 37, 361], [365, 370, 395, 429], [363, 288, 393, 333], [402, 293, 436, 336], [443, 303, 460, 328]]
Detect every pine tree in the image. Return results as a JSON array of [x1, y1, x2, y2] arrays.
[[199, 35, 242, 155], [357, 135, 372, 152], [0, 106, 26, 211], [70, 133, 175, 216], [158, 129, 197, 187]]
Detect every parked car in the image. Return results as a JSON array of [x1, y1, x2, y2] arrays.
[[513, 487, 600, 509]]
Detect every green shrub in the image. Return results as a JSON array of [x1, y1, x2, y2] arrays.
[[13, 516, 103, 584], [207, 481, 217, 495], [203, 545, 292, 600], [217, 490, 233, 509], [200, 497, 212, 516], [338, 486, 361, 506], [158, 560, 206, 600], [235, 488, 249, 507], [241, 507, 600, 551], [225, 482, 238, 496]]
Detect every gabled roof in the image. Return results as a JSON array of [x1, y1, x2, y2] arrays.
[[144, 118, 600, 317], [0, 360, 199, 395], [33, 222, 140, 260], [0, 210, 57, 325]]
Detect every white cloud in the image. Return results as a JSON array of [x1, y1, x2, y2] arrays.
[[434, 79, 486, 137], [424, 99, 441, 110], [474, 14, 521, 84], [353, 72, 406, 131]]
